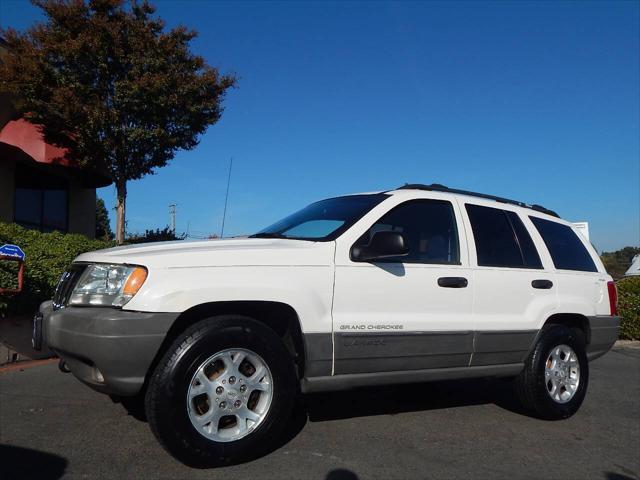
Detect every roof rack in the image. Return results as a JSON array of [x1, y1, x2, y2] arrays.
[[396, 183, 559, 218]]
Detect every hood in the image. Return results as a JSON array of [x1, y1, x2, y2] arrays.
[[74, 237, 335, 269]]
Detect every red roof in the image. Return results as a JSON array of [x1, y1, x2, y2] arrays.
[[0, 118, 111, 187], [0, 118, 72, 166]]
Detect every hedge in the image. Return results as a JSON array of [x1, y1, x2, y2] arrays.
[[618, 276, 640, 340], [0, 223, 113, 315]]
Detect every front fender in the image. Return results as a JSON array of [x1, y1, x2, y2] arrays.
[[124, 265, 335, 334]]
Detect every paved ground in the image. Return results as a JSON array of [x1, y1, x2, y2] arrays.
[[1, 345, 639, 480]]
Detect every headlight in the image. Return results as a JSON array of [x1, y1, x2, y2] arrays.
[[68, 264, 147, 307]]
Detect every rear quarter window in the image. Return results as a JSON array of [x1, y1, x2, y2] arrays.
[[529, 217, 597, 272], [465, 204, 542, 269]]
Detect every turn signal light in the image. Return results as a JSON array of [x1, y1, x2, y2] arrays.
[[123, 267, 148, 296]]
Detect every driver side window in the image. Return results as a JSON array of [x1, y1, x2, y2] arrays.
[[355, 199, 460, 264]]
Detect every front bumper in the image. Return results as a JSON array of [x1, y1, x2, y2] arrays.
[[37, 301, 178, 396]]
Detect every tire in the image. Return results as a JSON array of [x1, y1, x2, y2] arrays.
[[514, 324, 589, 420], [144, 315, 297, 466]]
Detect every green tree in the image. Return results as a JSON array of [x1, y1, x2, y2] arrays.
[[95, 197, 113, 241], [0, 0, 236, 244], [127, 226, 183, 243], [601, 246, 640, 279]]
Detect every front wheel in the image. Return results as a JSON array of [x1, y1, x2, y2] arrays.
[[144, 315, 297, 466], [514, 325, 589, 420]]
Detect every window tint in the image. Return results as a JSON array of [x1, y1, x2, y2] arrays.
[[253, 194, 387, 241], [529, 217, 597, 272], [283, 219, 344, 238], [506, 211, 543, 269], [14, 188, 42, 228], [355, 200, 460, 264], [43, 190, 68, 232], [14, 188, 68, 233], [466, 204, 542, 269]]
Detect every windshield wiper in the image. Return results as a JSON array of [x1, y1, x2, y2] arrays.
[[249, 232, 289, 239]]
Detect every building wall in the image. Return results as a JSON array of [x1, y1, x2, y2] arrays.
[[68, 181, 96, 238], [0, 161, 97, 238], [0, 159, 15, 223]]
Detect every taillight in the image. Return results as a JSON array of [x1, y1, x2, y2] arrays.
[[607, 281, 618, 316]]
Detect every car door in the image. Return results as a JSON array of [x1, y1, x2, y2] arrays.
[[332, 193, 474, 375], [528, 214, 611, 322], [459, 201, 559, 366]]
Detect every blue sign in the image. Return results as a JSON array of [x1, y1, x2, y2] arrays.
[[0, 244, 26, 261]]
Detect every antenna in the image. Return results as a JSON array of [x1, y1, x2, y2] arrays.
[[169, 204, 176, 234], [220, 157, 233, 238]]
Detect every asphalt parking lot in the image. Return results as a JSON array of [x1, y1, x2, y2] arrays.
[[1, 345, 639, 480]]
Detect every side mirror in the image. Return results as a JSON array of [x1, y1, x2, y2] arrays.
[[350, 231, 409, 262]]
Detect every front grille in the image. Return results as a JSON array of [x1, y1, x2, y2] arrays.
[[52, 264, 86, 309]]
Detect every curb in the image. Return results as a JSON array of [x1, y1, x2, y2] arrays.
[[0, 357, 58, 373], [614, 340, 640, 349]]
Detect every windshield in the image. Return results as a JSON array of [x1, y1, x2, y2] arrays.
[[251, 193, 388, 241]]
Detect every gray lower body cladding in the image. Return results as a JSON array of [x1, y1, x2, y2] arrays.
[[303, 315, 620, 391], [303, 333, 334, 377], [472, 330, 539, 366], [586, 315, 620, 360], [332, 330, 537, 375], [39, 301, 177, 396], [334, 331, 474, 374], [301, 363, 523, 393]]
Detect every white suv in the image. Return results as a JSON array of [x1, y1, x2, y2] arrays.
[[35, 183, 620, 466]]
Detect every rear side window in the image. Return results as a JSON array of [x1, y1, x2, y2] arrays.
[[529, 217, 597, 272], [466, 204, 542, 269], [506, 211, 543, 268]]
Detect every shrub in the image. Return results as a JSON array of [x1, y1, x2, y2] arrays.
[[617, 276, 640, 340], [0, 223, 113, 315]]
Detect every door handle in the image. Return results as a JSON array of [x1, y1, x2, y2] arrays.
[[438, 277, 468, 288], [531, 279, 553, 289]]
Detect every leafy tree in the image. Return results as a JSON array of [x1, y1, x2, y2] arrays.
[[601, 246, 640, 279], [95, 197, 113, 240], [126, 226, 184, 244], [0, 0, 236, 244]]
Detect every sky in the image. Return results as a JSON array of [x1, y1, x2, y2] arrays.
[[1, 0, 639, 252]]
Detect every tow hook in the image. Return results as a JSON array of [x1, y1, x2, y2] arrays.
[[58, 359, 71, 373]]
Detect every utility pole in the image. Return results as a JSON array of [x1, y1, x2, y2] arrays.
[[169, 204, 176, 234], [220, 157, 233, 238]]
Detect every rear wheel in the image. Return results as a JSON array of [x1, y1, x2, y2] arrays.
[[145, 315, 297, 466], [514, 325, 589, 420]]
